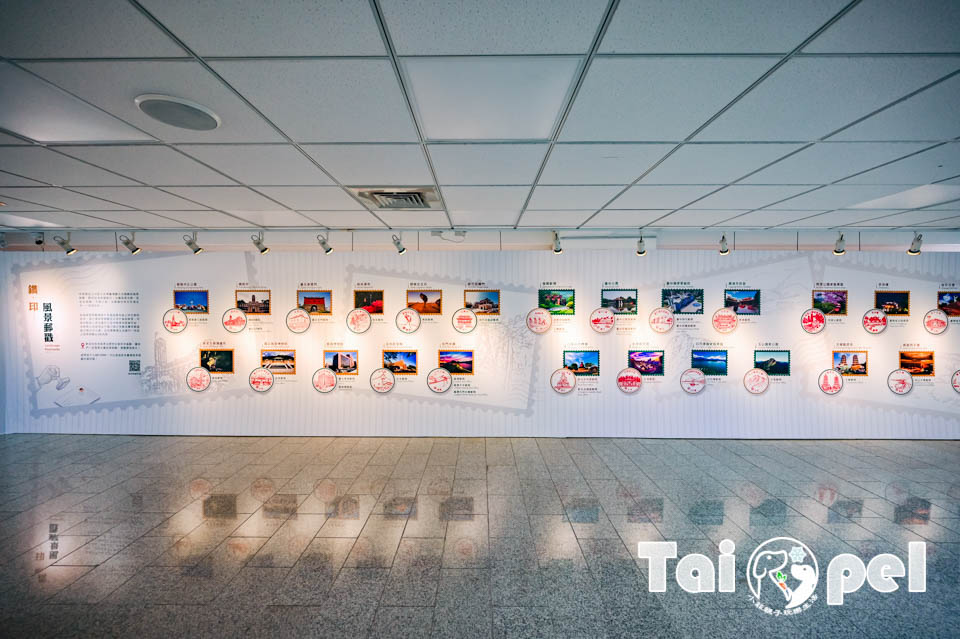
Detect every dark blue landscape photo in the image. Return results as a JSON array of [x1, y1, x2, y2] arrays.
[[691, 349, 727, 376]]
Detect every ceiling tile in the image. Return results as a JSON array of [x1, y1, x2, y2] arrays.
[[0, 172, 46, 187], [225, 210, 315, 227], [150, 210, 255, 228], [0, 188, 131, 210], [71, 187, 206, 210], [805, 0, 960, 53], [75, 211, 189, 229], [0, 147, 139, 186], [162, 187, 282, 210], [429, 144, 547, 185], [848, 185, 960, 209], [449, 210, 521, 226], [695, 57, 960, 141], [767, 184, 910, 209], [179, 145, 334, 186], [0, 212, 62, 227], [582, 210, 672, 227], [527, 186, 623, 209], [830, 74, 960, 141], [517, 211, 593, 227], [212, 60, 417, 143], [0, 63, 153, 144], [608, 185, 717, 209], [57, 146, 236, 186], [403, 57, 579, 141], [0, 195, 55, 211], [302, 145, 431, 185], [376, 211, 450, 227], [255, 187, 362, 211], [0, 211, 123, 227], [0, 0, 184, 58], [915, 215, 960, 227], [842, 144, 960, 185], [299, 211, 387, 228], [641, 143, 802, 184], [650, 210, 746, 227], [560, 57, 774, 141], [540, 144, 673, 184], [441, 186, 530, 210], [140, 0, 385, 56], [848, 210, 958, 227], [716, 210, 826, 227], [601, 0, 847, 53], [777, 210, 901, 227], [381, 0, 607, 54], [0, 132, 30, 144], [25, 61, 284, 144], [743, 142, 930, 184]]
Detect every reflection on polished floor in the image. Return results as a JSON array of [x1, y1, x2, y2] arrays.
[[1, 435, 957, 638]]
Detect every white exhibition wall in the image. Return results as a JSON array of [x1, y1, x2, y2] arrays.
[[0, 248, 958, 438]]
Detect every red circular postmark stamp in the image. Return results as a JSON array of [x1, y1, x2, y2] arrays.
[[616, 367, 643, 394], [862, 308, 887, 334], [452, 308, 478, 334], [711, 307, 738, 334], [887, 369, 913, 395], [923, 309, 948, 335], [526, 308, 552, 334], [396, 308, 421, 334], [222, 307, 247, 333], [370, 368, 395, 393], [800, 308, 826, 334], [427, 367, 452, 393], [346, 307, 372, 334], [163, 308, 188, 333], [249, 367, 274, 392], [680, 368, 706, 394], [589, 307, 616, 333], [648, 307, 675, 334], [285, 307, 311, 334], [743, 368, 769, 395], [818, 369, 843, 395], [312, 368, 338, 393], [186, 366, 211, 392], [550, 368, 576, 394]]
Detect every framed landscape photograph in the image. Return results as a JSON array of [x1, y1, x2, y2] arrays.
[[464, 289, 500, 315], [628, 350, 664, 376], [406, 289, 442, 315], [199, 349, 234, 374], [691, 349, 727, 376], [539, 289, 575, 315], [354, 290, 384, 314], [564, 350, 599, 376], [754, 350, 790, 376], [261, 349, 296, 375], [383, 350, 418, 375], [174, 289, 209, 314], [875, 290, 910, 316], [724, 289, 760, 315], [297, 290, 332, 315], [438, 350, 473, 375], [661, 289, 704, 314], [833, 351, 867, 376], [812, 290, 847, 315], [601, 289, 638, 315], [236, 289, 271, 315]]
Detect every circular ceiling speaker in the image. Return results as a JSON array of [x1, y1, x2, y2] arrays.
[[134, 94, 221, 131]]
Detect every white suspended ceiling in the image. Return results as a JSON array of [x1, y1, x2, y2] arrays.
[[0, 0, 957, 234]]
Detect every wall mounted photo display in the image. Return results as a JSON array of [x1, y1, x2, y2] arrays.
[[818, 369, 843, 395], [174, 289, 209, 314], [396, 308, 421, 334], [754, 350, 790, 376], [661, 288, 703, 314], [875, 290, 910, 316], [887, 369, 913, 395], [346, 307, 372, 334], [261, 349, 296, 375], [691, 349, 727, 376], [324, 350, 358, 375], [354, 289, 384, 314], [297, 289, 332, 315], [800, 308, 825, 334], [464, 289, 500, 315], [539, 289, 575, 315], [923, 309, 948, 335], [406, 289, 442, 315], [601, 288, 638, 315], [439, 350, 474, 375], [285, 307, 311, 334], [680, 368, 706, 394], [451, 307, 478, 333], [186, 366, 211, 392], [648, 307, 674, 333], [937, 290, 960, 316], [743, 368, 769, 395], [526, 307, 552, 333], [312, 368, 338, 393], [550, 368, 577, 394], [162, 308, 187, 334], [564, 350, 599, 376], [370, 368, 395, 394], [427, 367, 452, 393], [383, 350, 417, 375], [236, 289, 270, 315], [200, 349, 234, 374], [249, 367, 274, 392], [862, 308, 887, 334], [833, 350, 867, 376], [711, 307, 738, 334], [589, 307, 616, 333], [724, 289, 760, 315], [616, 367, 643, 394], [812, 289, 847, 316], [899, 350, 934, 377], [628, 350, 664, 376], [222, 307, 247, 333]]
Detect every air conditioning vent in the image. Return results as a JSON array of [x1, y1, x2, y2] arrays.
[[349, 186, 442, 210]]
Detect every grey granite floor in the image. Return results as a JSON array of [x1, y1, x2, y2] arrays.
[[0, 435, 957, 638]]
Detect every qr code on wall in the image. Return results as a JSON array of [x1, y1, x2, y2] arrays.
[[128, 359, 140, 373]]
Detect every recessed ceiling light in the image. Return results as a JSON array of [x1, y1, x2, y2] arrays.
[[134, 94, 221, 131]]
